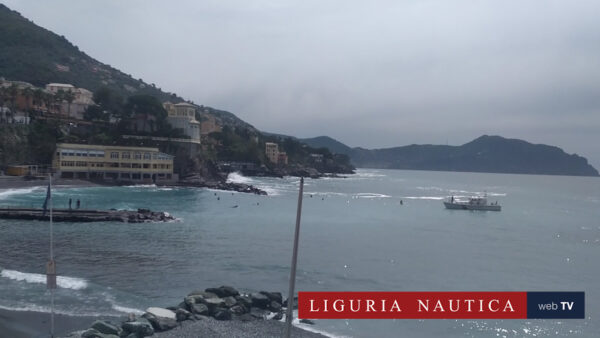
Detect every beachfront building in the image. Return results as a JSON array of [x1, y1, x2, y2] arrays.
[[45, 83, 94, 119], [53, 143, 176, 182], [200, 113, 222, 136], [277, 152, 288, 165], [163, 101, 201, 143], [265, 142, 279, 163]]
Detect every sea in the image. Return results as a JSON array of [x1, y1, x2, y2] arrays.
[[0, 169, 598, 337]]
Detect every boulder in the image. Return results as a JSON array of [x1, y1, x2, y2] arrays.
[[214, 309, 232, 321], [90, 320, 121, 336], [205, 286, 239, 298], [250, 292, 270, 309], [121, 320, 154, 337], [260, 291, 283, 305], [187, 290, 218, 299], [271, 311, 284, 321], [190, 303, 209, 315], [300, 319, 315, 325], [223, 296, 237, 308], [204, 298, 226, 313], [229, 304, 247, 315], [250, 307, 268, 320], [268, 301, 282, 313], [175, 308, 191, 322], [235, 295, 252, 309], [145, 307, 176, 320]]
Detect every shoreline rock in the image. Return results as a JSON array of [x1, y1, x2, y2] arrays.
[[64, 286, 317, 338]]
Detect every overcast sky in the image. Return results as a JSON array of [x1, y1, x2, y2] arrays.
[[5, 0, 600, 168]]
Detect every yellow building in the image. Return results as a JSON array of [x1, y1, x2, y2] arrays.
[[53, 143, 176, 182], [265, 142, 279, 163]]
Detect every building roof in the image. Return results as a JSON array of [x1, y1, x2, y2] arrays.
[[46, 83, 75, 88], [174, 102, 197, 108], [56, 143, 161, 153]]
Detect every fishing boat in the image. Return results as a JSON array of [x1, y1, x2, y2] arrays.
[[443, 194, 501, 211]]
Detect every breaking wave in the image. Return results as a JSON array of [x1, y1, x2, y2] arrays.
[[226, 172, 254, 184], [0, 269, 88, 290], [0, 187, 44, 200]]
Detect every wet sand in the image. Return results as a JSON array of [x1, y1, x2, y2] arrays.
[[0, 308, 119, 338]]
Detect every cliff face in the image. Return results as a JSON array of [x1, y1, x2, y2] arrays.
[[0, 125, 30, 166]]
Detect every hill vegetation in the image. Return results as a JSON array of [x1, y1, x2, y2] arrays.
[[303, 135, 598, 177]]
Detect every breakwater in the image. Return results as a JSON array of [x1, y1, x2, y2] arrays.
[[66, 286, 321, 338], [0, 207, 175, 223]]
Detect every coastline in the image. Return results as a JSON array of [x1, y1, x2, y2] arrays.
[[0, 175, 268, 195], [0, 308, 118, 338], [0, 176, 102, 190], [0, 308, 327, 338]]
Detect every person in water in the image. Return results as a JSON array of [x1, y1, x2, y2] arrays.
[[76, 199, 80, 209], [68, 198, 72, 210]]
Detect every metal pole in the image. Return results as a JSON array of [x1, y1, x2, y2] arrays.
[[285, 177, 304, 338], [49, 174, 55, 338]]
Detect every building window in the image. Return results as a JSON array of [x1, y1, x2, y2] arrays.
[[143, 163, 150, 169], [132, 163, 141, 168], [120, 163, 132, 168], [153, 164, 157, 169], [122, 152, 130, 159], [143, 153, 151, 160], [110, 162, 119, 168], [110, 152, 119, 159], [134, 152, 142, 160], [76, 161, 87, 166]]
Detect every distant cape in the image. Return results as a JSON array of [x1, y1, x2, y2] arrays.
[[300, 135, 599, 177]]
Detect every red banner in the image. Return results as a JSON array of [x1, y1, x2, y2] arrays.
[[298, 292, 527, 319]]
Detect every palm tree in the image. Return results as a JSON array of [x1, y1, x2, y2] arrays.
[[54, 89, 65, 116], [33, 88, 44, 110], [22, 87, 33, 110], [64, 89, 76, 117]]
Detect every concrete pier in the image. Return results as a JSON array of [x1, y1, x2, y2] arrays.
[[0, 207, 175, 223]]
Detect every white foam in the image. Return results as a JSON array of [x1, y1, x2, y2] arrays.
[[404, 196, 445, 200], [0, 187, 44, 200], [226, 172, 254, 184], [112, 304, 144, 315], [354, 193, 391, 199], [0, 304, 123, 317], [0, 269, 88, 290], [124, 184, 157, 188]]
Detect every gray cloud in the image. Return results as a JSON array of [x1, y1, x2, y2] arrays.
[[5, 0, 600, 167]]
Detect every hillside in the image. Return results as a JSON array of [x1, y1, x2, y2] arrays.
[[0, 4, 180, 101], [300, 136, 354, 155], [0, 4, 259, 133], [303, 135, 599, 177]]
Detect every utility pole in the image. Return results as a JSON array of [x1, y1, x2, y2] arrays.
[[285, 177, 304, 338]]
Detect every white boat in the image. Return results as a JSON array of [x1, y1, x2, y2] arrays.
[[443, 194, 501, 211]]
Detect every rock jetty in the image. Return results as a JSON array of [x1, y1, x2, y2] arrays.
[[174, 175, 267, 195], [0, 207, 175, 223], [65, 286, 323, 338]]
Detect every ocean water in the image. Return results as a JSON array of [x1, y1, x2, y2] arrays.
[[0, 169, 598, 337]]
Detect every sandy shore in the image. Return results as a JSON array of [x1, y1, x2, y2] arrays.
[[0, 308, 119, 338]]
